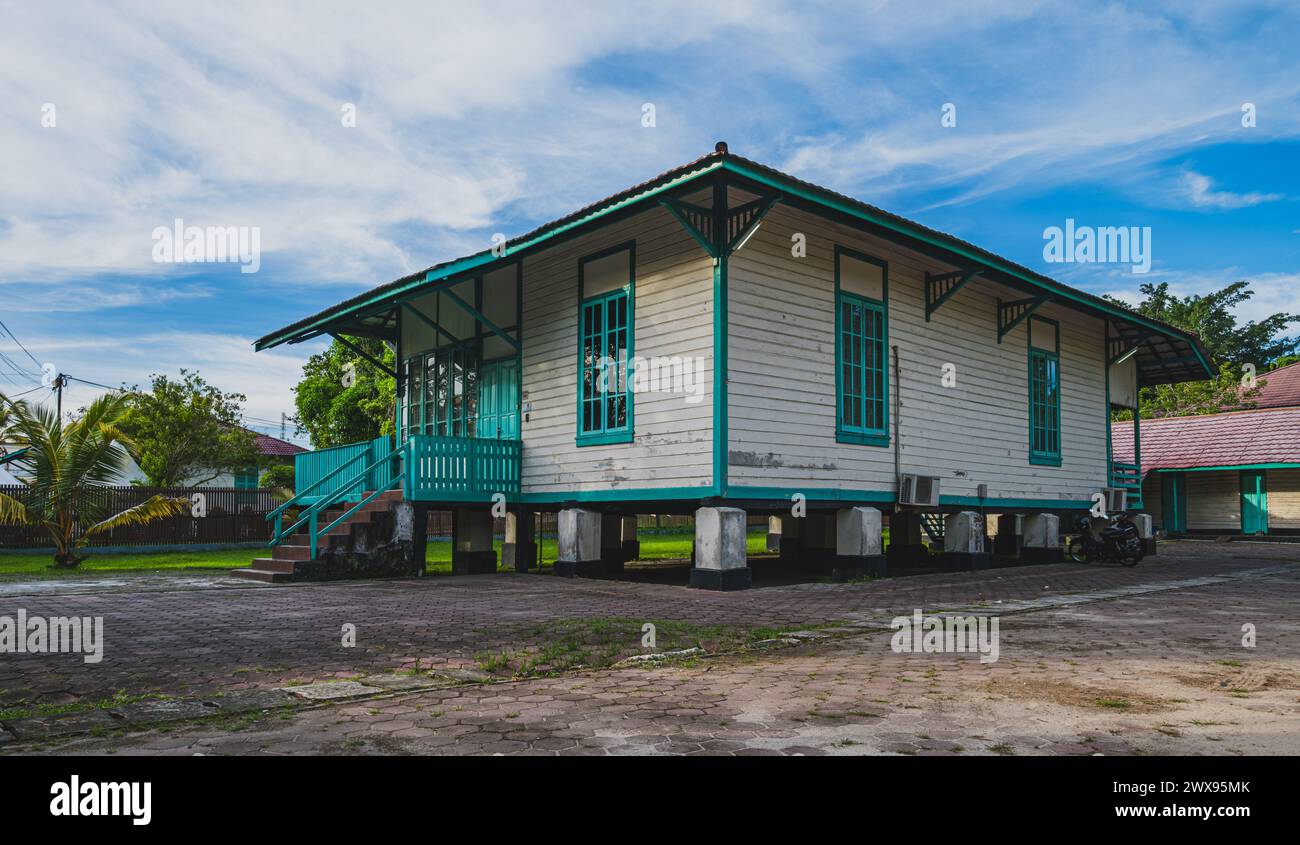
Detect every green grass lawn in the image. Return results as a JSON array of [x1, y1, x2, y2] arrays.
[[0, 547, 262, 578]]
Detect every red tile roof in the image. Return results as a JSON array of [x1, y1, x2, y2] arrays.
[[250, 431, 307, 457], [1112, 406, 1300, 474], [1248, 360, 1300, 409]]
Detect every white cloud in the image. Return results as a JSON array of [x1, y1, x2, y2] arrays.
[[1178, 171, 1283, 210]]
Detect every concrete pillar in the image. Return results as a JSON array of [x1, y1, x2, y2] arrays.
[[766, 515, 783, 553], [778, 514, 802, 562], [1021, 513, 1062, 564], [502, 510, 536, 572], [600, 513, 625, 578], [939, 511, 992, 571], [993, 513, 1023, 558], [801, 512, 836, 573], [620, 516, 640, 561], [1133, 513, 1156, 556], [452, 508, 496, 575], [833, 507, 887, 581], [555, 508, 601, 578], [689, 506, 751, 590], [886, 511, 926, 566]]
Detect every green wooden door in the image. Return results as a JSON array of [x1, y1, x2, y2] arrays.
[[1160, 471, 1186, 533], [478, 359, 519, 440], [1239, 470, 1268, 535]]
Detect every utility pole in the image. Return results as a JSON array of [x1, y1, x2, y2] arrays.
[[281, 412, 287, 440], [53, 373, 67, 421]]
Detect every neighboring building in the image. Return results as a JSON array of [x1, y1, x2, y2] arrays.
[[241, 143, 1213, 585], [1112, 360, 1300, 536], [0, 427, 304, 488]]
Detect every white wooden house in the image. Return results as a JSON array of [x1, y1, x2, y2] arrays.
[[236, 143, 1212, 586]]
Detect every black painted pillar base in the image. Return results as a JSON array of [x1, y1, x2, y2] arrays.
[[1019, 546, 1064, 565], [938, 551, 993, 572], [451, 549, 497, 575], [502, 541, 537, 572], [1141, 538, 1157, 556], [620, 540, 640, 561], [994, 533, 1023, 557], [554, 559, 599, 578], [689, 567, 752, 591], [766, 532, 781, 553], [832, 554, 887, 582], [799, 548, 835, 575], [886, 543, 928, 567]]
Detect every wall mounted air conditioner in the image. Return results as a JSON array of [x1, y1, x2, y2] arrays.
[[899, 473, 941, 507]]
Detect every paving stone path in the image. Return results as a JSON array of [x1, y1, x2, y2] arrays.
[[3, 541, 1298, 755]]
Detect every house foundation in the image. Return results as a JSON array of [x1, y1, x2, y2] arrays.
[[555, 508, 602, 578], [833, 507, 886, 581], [1021, 513, 1062, 564], [690, 506, 751, 590], [886, 511, 927, 566], [452, 508, 496, 575], [502, 509, 536, 572], [939, 511, 992, 570], [620, 516, 640, 561]]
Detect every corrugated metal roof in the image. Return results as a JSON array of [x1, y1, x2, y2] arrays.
[[254, 145, 1213, 385], [1112, 406, 1300, 473]]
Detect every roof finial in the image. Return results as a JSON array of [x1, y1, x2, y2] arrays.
[[715, 140, 728, 154]]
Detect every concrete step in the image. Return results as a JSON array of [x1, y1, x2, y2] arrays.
[[230, 568, 294, 583], [276, 544, 313, 561], [250, 558, 297, 574]]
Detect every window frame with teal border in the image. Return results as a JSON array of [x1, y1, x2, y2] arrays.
[[575, 240, 636, 446], [1027, 315, 1062, 467], [834, 245, 890, 447]]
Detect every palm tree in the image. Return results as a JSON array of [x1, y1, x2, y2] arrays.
[[0, 392, 188, 567]]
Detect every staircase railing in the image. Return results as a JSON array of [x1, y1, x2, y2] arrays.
[[267, 438, 406, 558], [1109, 461, 1144, 509], [919, 513, 944, 543]]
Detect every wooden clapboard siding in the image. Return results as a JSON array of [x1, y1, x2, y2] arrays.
[[520, 205, 714, 493], [1268, 469, 1300, 529], [727, 202, 1108, 503], [1184, 470, 1241, 531]]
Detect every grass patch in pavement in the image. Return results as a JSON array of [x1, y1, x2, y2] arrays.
[[470, 616, 805, 678]]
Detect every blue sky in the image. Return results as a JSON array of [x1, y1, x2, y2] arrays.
[[1, 1, 1297, 444]]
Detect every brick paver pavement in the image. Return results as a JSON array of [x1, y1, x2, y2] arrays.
[[2, 541, 1298, 755]]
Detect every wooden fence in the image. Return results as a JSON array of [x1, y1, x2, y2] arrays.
[[0, 485, 281, 549]]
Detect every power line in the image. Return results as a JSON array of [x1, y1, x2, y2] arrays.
[[0, 319, 44, 370]]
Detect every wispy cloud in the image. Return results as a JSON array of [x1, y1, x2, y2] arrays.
[[1178, 171, 1283, 210]]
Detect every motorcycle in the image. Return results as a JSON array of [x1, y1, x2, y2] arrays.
[[1066, 512, 1143, 567]]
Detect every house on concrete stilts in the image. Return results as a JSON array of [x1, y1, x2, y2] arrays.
[[234, 143, 1214, 586]]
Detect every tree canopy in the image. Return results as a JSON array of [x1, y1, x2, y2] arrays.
[[118, 370, 259, 487], [1110, 281, 1299, 419], [293, 337, 395, 449]]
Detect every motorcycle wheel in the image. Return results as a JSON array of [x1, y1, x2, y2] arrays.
[[1066, 538, 1088, 564], [1121, 544, 1143, 567]]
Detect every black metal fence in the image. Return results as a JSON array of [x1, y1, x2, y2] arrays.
[[0, 485, 281, 549]]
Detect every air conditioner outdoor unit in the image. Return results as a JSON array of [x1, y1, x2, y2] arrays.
[[899, 473, 941, 507], [1103, 488, 1128, 513]]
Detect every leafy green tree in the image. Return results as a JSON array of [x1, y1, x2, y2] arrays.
[[293, 337, 395, 448], [261, 462, 295, 491], [1108, 281, 1298, 418], [118, 370, 259, 487], [0, 393, 188, 567]]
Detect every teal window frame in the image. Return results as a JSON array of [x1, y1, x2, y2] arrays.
[[576, 242, 635, 446], [1027, 315, 1061, 466], [834, 245, 890, 447], [405, 347, 479, 438]]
